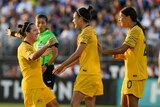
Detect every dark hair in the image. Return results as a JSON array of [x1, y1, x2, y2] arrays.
[[36, 14, 48, 23], [121, 7, 145, 33], [18, 22, 34, 37], [76, 5, 93, 22]]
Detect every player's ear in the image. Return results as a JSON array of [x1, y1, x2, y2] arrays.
[[79, 17, 83, 22]]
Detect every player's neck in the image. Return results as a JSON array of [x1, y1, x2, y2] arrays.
[[23, 38, 34, 46], [129, 22, 136, 29], [81, 23, 89, 29]]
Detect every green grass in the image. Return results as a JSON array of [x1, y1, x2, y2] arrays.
[[0, 103, 115, 107]]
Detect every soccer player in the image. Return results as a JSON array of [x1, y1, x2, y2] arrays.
[[6, 14, 59, 90], [53, 5, 103, 107], [34, 14, 59, 89], [16, 22, 59, 107], [101, 7, 148, 107]]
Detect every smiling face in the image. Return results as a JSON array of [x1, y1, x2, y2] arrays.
[[28, 24, 39, 42], [35, 18, 47, 33], [118, 12, 129, 28], [72, 12, 82, 29]]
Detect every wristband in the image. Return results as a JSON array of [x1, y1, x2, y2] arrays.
[[48, 44, 54, 48]]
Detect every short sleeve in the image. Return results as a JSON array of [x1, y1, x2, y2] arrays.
[[79, 29, 91, 44], [124, 29, 139, 47], [22, 46, 34, 60]]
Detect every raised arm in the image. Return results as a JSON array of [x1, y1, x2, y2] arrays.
[[29, 38, 55, 60]]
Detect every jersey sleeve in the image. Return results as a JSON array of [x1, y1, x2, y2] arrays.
[[22, 46, 34, 60], [123, 29, 139, 47], [79, 29, 91, 44]]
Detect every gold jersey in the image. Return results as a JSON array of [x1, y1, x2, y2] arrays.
[[17, 42, 46, 90], [77, 26, 101, 76], [124, 25, 148, 80]]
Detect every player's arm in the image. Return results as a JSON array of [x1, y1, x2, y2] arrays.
[[101, 44, 129, 55], [54, 59, 79, 74], [158, 53, 160, 85], [29, 38, 55, 60], [65, 59, 79, 68], [53, 43, 86, 74], [45, 45, 58, 65], [102, 30, 137, 55], [41, 48, 52, 56], [61, 43, 85, 67]]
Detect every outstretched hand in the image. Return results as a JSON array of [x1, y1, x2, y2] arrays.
[[53, 64, 66, 75]]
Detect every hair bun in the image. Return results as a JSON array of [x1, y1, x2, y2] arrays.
[[18, 24, 23, 28], [88, 5, 93, 12]]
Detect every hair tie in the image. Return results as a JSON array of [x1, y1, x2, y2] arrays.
[[25, 23, 32, 32]]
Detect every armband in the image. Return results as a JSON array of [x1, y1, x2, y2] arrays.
[[48, 44, 54, 48], [48, 43, 59, 48]]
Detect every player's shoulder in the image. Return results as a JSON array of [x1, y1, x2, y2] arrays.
[[131, 25, 142, 33], [82, 26, 95, 34], [85, 25, 94, 31], [18, 42, 32, 51]]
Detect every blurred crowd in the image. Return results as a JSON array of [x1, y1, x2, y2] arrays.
[[0, 0, 160, 78]]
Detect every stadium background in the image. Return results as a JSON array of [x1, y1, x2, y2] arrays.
[[0, 0, 160, 106]]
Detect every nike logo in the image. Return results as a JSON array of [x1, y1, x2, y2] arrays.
[[83, 69, 87, 72]]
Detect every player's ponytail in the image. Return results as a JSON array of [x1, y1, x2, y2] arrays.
[[18, 22, 34, 37], [136, 20, 145, 34]]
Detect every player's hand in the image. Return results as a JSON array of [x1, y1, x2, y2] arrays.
[[112, 54, 126, 60], [158, 77, 160, 85], [53, 64, 66, 75], [46, 38, 56, 48], [5, 28, 11, 36]]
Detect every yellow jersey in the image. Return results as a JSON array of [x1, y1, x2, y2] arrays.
[[17, 42, 46, 90], [77, 26, 101, 76], [123, 25, 148, 80]]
